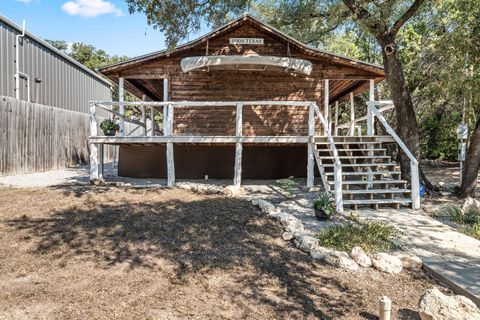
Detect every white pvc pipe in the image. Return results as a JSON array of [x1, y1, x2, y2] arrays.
[[379, 296, 391, 320]]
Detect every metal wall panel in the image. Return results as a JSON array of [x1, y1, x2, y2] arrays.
[[0, 16, 111, 114]]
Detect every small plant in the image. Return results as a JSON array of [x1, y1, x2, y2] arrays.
[[466, 222, 480, 240], [316, 221, 400, 253], [100, 119, 119, 136], [276, 176, 298, 198], [313, 192, 336, 219]]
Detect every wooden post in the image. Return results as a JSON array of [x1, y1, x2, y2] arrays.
[[233, 103, 243, 187], [334, 100, 339, 136], [99, 144, 104, 179], [379, 296, 392, 320], [163, 78, 169, 136], [119, 77, 125, 136], [89, 102, 99, 181], [141, 94, 146, 136], [166, 103, 175, 187], [307, 103, 315, 188], [151, 107, 155, 136], [349, 92, 355, 136], [367, 79, 375, 136], [324, 79, 329, 131], [411, 162, 421, 209]]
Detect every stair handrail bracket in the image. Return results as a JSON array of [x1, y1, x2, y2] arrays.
[[367, 101, 421, 210], [313, 103, 344, 213]]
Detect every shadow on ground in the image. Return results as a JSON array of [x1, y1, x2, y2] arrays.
[[5, 193, 363, 318]]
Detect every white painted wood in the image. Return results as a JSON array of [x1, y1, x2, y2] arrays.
[[90, 135, 311, 144], [150, 107, 155, 136], [337, 105, 394, 129], [411, 162, 421, 209], [166, 103, 175, 187], [163, 78, 169, 136], [367, 79, 375, 136], [234, 103, 243, 187], [350, 92, 355, 136], [118, 77, 125, 136], [89, 102, 98, 180], [334, 101, 339, 136], [95, 100, 312, 107], [99, 143, 104, 179], [307, 103, 315, 188], [324, 80, 329, 130], [141, 95, 147, 136]]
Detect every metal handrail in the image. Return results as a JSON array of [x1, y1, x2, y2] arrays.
[[368, 102, 420, 209], [313, 103, 343, 213]]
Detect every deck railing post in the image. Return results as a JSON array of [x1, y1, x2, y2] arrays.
[[307, 103, 315, 188], [367, 79, 375, 136], [119, 77, 125, 136], [141, 94, 146, 136], [350, 92, 355, 136], [89, 102, 99, 181], [234, 103, 243, 187], [334, 101, 339, 136], [411, 162, 420, 209], [166, 103, 175, 187], [324, 79, 329, 131]]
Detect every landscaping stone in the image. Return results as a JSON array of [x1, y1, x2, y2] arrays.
[[372, 253, 403, 274], [393, 252, 423, 270], [325, 251, 359, 271], [284, 218, 305, 234], [462, 197, 480, 212], [223, 185, 244, 196], [310, 246, 332, 260], [251, 199, 278, 215], [293, 235, 320, 253], [269, 211, 291, 221], [282, 231, 295, 241], [350, 246, 372, 267], [418, 287, 480, 320]]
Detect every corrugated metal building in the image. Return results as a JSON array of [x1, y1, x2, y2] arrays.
[[0, 14, 111, 111]]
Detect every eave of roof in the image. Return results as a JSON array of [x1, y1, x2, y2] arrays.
[[0, 14, 111, 87], [99, 14, 385, 78]]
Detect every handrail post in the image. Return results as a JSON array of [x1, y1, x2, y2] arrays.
[[334, 101, 339, 136], [166, 103, 175, 187], [307, 103, 315, 188], [234, 103, 243, 187], [119, 77, 125, 136], [411, 162, 420, 209], [350, 92, 355, 136], [89, 102, 99, 181], [367, 79, 375, 136]]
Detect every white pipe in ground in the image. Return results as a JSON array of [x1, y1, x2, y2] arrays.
[[379, 296, 392, 320]]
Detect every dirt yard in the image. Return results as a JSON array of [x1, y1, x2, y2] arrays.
[[0, 186, 441, 319]]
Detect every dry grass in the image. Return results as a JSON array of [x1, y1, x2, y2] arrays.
[[0, 185, 441, 319]]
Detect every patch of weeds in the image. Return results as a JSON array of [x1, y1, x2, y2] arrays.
[[436, 203, 463, 223], [465, 222, 480, 240], [316, 221, 400, 253], [436, 203, 480, 240], [276, 176, 298, 198]]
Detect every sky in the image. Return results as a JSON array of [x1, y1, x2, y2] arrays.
[[1, 0, 208, 57]]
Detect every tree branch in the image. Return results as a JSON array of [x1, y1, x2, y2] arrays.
[[392, 0, 426, 34]]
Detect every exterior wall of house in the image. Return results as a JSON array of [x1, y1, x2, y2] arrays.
[[0, 15, 111, 113]]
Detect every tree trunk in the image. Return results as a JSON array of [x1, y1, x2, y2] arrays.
[[459, 116, 480, 197]]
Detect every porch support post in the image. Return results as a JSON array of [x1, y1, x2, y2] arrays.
[[367, 79, 375, 136], [349, 92, 355, 136], [324, 79, 329, 131], [166, 103, 175, 187], [141, 94, 146, 136], [99, 144, 104, 179], [163, 78, 169, 135], [334, 100, 339, 136], [89, 102, 99, 181], [119, 77, 125, 136], [307, 103, 315, 188], [234, 103, 243, 187]]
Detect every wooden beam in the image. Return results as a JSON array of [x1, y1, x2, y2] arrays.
[[119, 77, 125, 136], [90, 135, 311, 144], [141, 95, 147, 136], [234, 103, 243, 187], [166, 103, 175, 187], [367, 79, 375, 136], [334, 101, 339, 136], [307, 103, 315, 188], [350, 92, 355, 136], [89, 102, 99, 181], [324, 80, 329, 128], [163, 78, 169, 135]]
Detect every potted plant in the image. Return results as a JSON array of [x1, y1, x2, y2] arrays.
[[313, 193, 336, 220], [100, 119, 119, 136]]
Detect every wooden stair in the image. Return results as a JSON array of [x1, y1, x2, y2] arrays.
[[314, 136, 412, 210]]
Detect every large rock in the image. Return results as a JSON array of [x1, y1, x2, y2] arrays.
[[325, 251, 359, 271], [462, 197, 480, 212], [284, 218, 305, 234], [418, 287, 480, 320], [293, 235, 319, 253], [393, 252, 423, 270], [310, 246, 332, 260], [223, 185, 244, 196], [282, 231, 295, 241], [251, 199, 278, 215], [372, 252, 403, 274], [350, 246, 372, 268]]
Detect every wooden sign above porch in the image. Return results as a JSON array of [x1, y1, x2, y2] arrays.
[[229, 38, 264, 45]]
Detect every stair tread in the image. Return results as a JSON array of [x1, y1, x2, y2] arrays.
[[325, 171, 401, 176], [322, 163, 398, 167], [327, 179, 408, 185], [319, 155, 391, 159], [333, 148, 387, 152], [343, 199, 412, 205], [343, 189, 411, 194]]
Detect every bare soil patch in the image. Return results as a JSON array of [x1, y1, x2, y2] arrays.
[[0, 186, 441, 319]]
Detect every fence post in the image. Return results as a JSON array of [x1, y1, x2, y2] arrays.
[[234, 103, 243, 187], [89, 102, 99, 181], [166, 103, 175, 187], [307, 103, 315, 188]]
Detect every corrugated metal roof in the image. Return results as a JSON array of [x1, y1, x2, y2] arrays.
[[0, 13, 111, 86]]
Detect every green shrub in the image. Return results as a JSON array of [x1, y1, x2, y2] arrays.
[[276, 177, 298, 198], [316, 221, 400, 253], [463, 205, 480, 225], [466, 222, 480, 240], [313, 193, 336, 217], [437, 204, 464, 223], [99, 118, 119, 131]]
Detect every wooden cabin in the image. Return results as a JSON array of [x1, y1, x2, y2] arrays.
[[92, 14, 421, 212]]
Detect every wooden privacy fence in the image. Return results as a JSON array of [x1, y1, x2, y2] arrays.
[[0, 96, 118, 176]]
